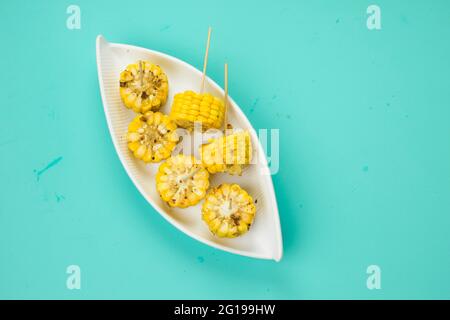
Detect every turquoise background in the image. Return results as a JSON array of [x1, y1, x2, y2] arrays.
[[1, 0, 449, 299]]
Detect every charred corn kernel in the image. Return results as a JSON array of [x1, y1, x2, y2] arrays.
[[156, 154, 210, 208], [169, 90, 225, 130], [202, 184, 256, 238], [200, 130, 252, 175], [120, 60, 169, 113], [127, 111, 179, 163]]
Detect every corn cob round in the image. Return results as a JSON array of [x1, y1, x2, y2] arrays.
[[120, 60, 169, 113], [127, 111, 179, 163], [169, 90, 225, 131], [202, 184, 256, 238], [200, 130, 252, 175], [156, 154, 210, 208]]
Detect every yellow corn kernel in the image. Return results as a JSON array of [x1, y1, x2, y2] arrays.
[[127, 111, 179, 163], [169, 90, 225, 130], [120, 61, 169, 113], [202, 184, 256, 238], [200, 130, 252, 175], [156, 154, 210, 208]]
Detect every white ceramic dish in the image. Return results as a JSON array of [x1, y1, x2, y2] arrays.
[[96, 35, 283, 261]]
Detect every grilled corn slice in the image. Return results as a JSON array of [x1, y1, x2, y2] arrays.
[[127, 112, 179, 163], [120, 61, 169, 113], [156, 154, 210, 208], [202, 184, 256, 238], [169, 90, 225, 130], [200, 130, 252, 175]]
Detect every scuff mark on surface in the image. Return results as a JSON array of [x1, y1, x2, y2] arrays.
[[55, 193, 66, 203], [160, 24, 171, 32], [34, 156, 63, 181], [249, 98, 259, 113]]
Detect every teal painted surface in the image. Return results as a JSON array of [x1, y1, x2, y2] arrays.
[[1, 0, 449, 299]]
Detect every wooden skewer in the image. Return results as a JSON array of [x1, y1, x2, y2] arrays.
[[200, 27, 212, 93], [223, 63, 228, 131]]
